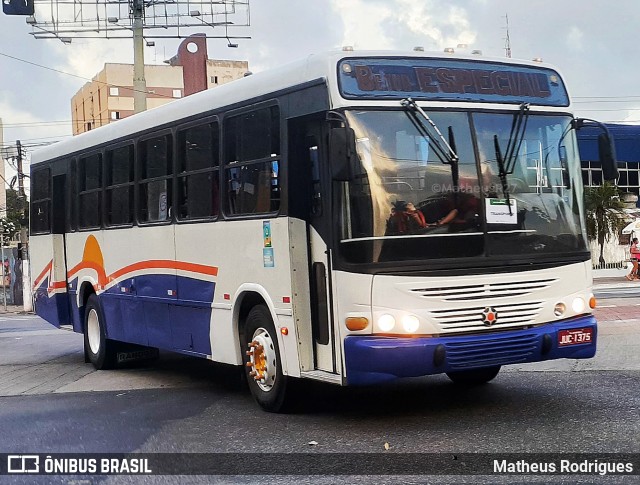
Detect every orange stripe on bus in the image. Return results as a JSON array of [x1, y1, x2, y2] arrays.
[[67, 261, 109, 287], [48, 281, 67, 291], [108, 260, 218, 281], [65, 259, 218, 287], [33, 260, 53, 288]]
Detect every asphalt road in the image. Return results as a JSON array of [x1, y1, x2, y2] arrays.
[[0, 291, 638, 484]]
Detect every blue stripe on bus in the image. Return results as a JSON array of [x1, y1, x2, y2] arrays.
[[344, 315, 597, 386], [38, 274, 215, 356], [33, 280, 69, 328]]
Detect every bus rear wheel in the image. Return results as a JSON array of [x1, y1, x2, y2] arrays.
[[243, 305, 288, 412], [84, 294, 117, 370], [446, 366, 501, 385]]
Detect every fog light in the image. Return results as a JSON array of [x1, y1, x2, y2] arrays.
[[378, 314, 395, 332], [402, 315, 420, 333], [572, 297, 585, 314], [554, 302, 566, 317]]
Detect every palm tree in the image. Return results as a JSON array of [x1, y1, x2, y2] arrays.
[[584, 181, 625, 266]]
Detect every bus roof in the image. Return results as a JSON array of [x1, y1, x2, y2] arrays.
[[31, 50, 568, 165]]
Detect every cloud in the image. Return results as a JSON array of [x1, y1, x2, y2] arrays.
[[330, 0, 477, 51], [566, 26, 584, 51]]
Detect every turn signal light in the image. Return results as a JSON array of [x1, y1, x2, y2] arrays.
[[346, 317, 369, 331], [589, 296, 597, 309]]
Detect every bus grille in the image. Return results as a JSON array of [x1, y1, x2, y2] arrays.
[[411, 278, 556, 301], [445, 333, 538, 370], [429, 301, 543, 331]]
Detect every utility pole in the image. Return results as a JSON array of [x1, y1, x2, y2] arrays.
[[132, 0, 147, 113], [16, 140, 32, 312]]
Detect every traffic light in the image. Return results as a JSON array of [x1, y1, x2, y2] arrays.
[[3, 0, 35, 16]]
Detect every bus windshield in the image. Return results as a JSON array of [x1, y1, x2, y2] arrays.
[[338, 109, 588, 265]]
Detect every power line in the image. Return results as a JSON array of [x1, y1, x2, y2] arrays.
[[0, 51, 173, 99]]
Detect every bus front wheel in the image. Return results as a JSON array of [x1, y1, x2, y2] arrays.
[[84, 294, 117, 370], [446, 366, 501, 385], [243, 305, 289, 412]]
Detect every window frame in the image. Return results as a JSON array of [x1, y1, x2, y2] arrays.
[[30, 166, 52, 235], [175, 116, 221, 223], [105, 142, 135, 228], [222, 102, 282, 218], [77, 151, 103, 230], [137, 130, 174, 226]]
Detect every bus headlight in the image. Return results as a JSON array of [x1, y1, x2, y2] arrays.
[[401, 315, 420, 333], [572, 297, 585, 314], [377, 314, 396, 332], [554, 302, 566, 317]]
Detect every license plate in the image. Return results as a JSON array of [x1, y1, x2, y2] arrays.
[[558, 328, 593, 347]]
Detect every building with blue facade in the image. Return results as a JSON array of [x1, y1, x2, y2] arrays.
[[578, 123, 640, 200]]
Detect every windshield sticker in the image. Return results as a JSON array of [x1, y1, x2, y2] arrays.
[[339, 58, 569, 106], [486, 198, 517, 224]]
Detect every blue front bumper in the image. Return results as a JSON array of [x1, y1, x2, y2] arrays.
[[344, 315, 597, 385]]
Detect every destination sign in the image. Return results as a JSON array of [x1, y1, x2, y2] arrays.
[[338, 58, 569, 106]]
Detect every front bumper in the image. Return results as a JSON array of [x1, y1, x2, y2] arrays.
[[344, 315, 597, 385]]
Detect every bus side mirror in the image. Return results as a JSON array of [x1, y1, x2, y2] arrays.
[[574, 118, 618, 183], [329, 127, 356, 181], [598, 133, 618, 182]]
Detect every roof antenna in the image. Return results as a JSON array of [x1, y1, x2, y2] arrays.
[[504, 14, 512, 58]]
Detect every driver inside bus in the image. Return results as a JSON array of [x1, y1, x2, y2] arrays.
[[387, 200, 427, 234]]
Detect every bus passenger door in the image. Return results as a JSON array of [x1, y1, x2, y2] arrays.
[[51, 173, 71, 326], [289, 118, 339, 374]]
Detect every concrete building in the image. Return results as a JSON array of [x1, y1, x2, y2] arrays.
[[71, 58, 249, 135]]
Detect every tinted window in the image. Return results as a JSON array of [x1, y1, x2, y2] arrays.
[[224, 106, 281, 215], [139, 135, 172, 222], [78, 154, 102, 229], [31, 167, 51, 233], [106, 145, 134, 226], [177, 122, 220, 220]]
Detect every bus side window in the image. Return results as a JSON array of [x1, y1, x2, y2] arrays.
[[177, 121, 220, 220], [224, 106, 280, 216], [31, 167, 51, 234], [139, 134, 172, 223], [78, 153, 102, 229], [105, 145, 134, 226]]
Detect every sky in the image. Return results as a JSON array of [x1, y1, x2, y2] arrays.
[[2, 0, 640, 173]]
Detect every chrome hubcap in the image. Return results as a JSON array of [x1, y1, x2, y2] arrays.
[[245, 327, 277, 392]]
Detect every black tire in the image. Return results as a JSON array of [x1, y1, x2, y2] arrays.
[[83, 294, 118, 370], [242, 305, 289, 412], [446, 366, 501, 385]]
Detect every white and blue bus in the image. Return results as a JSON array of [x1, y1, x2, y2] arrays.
[[30, 50, 617, 411]]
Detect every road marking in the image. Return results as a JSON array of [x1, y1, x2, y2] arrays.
[[598, 305, 617, 308]]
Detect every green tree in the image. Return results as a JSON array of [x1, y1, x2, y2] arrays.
[[584, 182, 625, 266], [0, 218, 17, 245], [4, 188, 28, 234]]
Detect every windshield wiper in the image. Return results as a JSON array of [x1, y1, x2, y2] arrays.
[[492, 103, 530, 215], [503, 102, 530, 174], [493, 134, 513, 215], [401, 97, 460, 189]]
